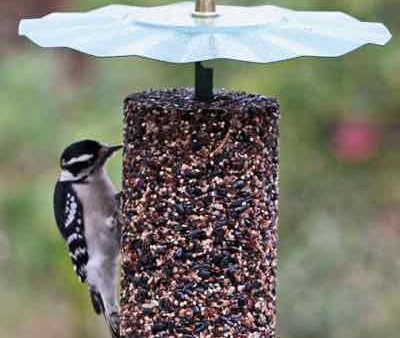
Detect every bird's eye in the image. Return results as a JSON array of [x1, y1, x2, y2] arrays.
[[88, 157, 96, 165]]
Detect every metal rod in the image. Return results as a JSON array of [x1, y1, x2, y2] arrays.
[[193, 0, 218, 18], [195, 62, 214, 102]]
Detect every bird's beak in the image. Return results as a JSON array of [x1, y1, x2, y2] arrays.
[[100, 144, 123, 160]]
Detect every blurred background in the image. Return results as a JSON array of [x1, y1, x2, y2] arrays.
[[0, 0, 399, 337]]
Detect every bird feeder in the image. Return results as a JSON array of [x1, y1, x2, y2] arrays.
[[19, 1, 391, 337]]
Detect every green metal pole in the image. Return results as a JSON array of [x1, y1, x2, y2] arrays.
[[195, 62, 214, 102]]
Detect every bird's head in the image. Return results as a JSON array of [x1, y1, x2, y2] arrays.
[[59, 139, 122, 182]]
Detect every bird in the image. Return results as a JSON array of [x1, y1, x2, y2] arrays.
[[53, 139, 123, 338]]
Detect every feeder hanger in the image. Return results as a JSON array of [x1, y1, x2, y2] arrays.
[[193, 0, 217, 102], [193, 0, 218, 18]]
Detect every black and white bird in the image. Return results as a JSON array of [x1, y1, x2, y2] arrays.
[[53, 139, 123, 338]]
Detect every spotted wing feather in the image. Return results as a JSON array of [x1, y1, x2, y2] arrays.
[[54, 181, 88, 282]]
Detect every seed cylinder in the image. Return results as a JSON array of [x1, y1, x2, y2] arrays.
[[121, 89, 279, 338]]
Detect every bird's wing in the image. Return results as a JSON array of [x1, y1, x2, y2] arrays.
[[53, 181, 89, 283]]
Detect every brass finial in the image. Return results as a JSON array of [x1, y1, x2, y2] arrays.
[[192, 0, 218, 18]]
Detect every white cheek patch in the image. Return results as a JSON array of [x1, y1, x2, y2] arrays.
[[65, 154, 94, 165], [59, 170, 85, 182]]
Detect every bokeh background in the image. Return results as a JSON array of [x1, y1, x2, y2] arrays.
[[0, 0, 399, 337]]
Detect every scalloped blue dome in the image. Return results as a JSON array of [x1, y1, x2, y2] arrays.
[[19, 1, 391, 64]]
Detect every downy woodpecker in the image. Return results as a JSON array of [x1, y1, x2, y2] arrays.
[[53, 139, 122, 338]]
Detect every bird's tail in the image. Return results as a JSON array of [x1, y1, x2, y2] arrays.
[[105, 311, 120, 338], [89, 289, 120, 338]]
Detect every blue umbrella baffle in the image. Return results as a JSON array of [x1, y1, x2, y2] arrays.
[[19, 0, 391, 101]]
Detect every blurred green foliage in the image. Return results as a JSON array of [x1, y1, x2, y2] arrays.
[[0, 0, 399, 338]]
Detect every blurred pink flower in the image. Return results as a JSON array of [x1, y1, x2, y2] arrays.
[[332, 120, 380, 163]]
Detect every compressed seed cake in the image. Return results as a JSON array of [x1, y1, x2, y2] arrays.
[[121, 88, 279, 338]]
